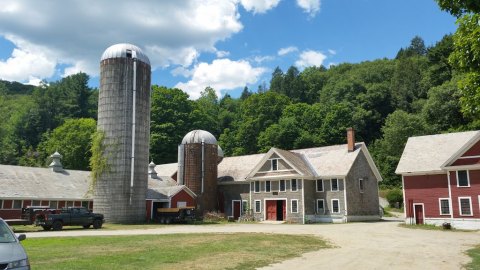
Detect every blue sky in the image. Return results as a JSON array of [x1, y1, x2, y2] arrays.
[[0, 0, 456, 99]]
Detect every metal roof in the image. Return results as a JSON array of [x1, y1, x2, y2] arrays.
[[101, 43, 150, 65], [395, 130, 480, 174], [181, 130, 217, 145]]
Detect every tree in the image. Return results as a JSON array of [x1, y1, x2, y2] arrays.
[[192, 87, 220, 137], [396, 36, 427, 58], [435, 0, 480, 17], [269, 67, 284, 94], [426, 34, 454, 87], [240, 86, 252, 100], [36, 118, 97, 170]]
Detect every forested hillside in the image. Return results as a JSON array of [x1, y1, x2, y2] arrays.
[[0, 34, 478, 188]]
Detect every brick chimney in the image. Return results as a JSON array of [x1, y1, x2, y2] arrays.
[[347, 127, 355, 152]]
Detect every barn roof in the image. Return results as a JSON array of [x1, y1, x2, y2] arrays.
[[395, 130, 480, 175]]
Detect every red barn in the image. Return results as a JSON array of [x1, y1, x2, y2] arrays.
[[396, 130, 480, 229]]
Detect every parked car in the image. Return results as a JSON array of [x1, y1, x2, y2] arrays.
[[0, 218, 30, 270], [35, 207, 104, 231]]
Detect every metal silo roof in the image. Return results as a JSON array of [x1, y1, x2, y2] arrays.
[[181, 130, 217, 145], [101, 43, 150, 65]]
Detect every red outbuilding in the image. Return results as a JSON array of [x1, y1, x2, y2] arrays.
[[396, 130, 480, 229]]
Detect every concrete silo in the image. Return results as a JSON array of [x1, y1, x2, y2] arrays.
[[94, 43, 151, 223], [178, 130, 218, 215]]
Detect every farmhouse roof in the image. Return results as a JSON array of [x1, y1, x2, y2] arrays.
[[395, 130, 480, 175]]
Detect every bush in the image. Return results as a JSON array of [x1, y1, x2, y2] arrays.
[[386, 189, 403, 208], [203, 211, 226, 223]]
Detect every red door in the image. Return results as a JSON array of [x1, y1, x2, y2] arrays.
[[266, 200, 277, 220], [233, 201, 241, 220], [414, 205, 424, 224]]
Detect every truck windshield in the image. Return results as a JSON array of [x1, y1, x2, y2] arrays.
[[0, 221, 16, 243]]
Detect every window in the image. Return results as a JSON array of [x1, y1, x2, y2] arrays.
[[254, 200, 261, 213], [439, 199, 450, 215], [331, 179, 339, 191], [332, 199, 340, 213], [50, 201, 58, 209], [291, 200, 298, 213], [13, 200, 22, 209], [279, 180, 286, 192], [0, 200, 2, 209], [242, 201, 248, 213], [316, 199, 325, 214], [66, 201, 74, 207], [291, 179, 298, 192], [359, 178, 364, 193], [271, 159, 278, 171], [177, 201, 187, 208], [265, 181, 271, 192], [316, 180, 324, 192], [254, 181, 260, 193], [32, 200, 41, 206], [81, 201, 89, 208], [457, 170, 470, 187], [459, 197, 472, 216]]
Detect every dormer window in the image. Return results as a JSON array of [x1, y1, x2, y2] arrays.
[[271, 159, 278, 171]]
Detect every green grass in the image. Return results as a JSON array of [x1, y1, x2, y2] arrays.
[[465, 245, 480, 270], [399, 223, 474, 232], [22, 233, 329, 270]]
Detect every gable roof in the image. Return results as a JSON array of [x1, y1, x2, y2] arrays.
[[147, 176, 196, 200], [395, 130, 480, 175]]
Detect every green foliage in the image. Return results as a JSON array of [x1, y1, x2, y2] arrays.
[[386, 189, 403, 208], [89, 130, 109, 192], [435, 0, 480, 17]]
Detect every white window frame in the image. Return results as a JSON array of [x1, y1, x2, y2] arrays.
[[13, 200, 23, 209], [458, 197, 473, 216], [438, 198, 450, 215], [271, 158, 278, 171], [457, 170, 470, 187], [265, 180, 271, 193], [331, 179, 339, 192], [331, 199, 340, 214], [291, 179, 298, 192], [291, 199, 299, 213], [316, 199, 325, 214], [359, 178, 364, 193], [254, 181, 260, 193], [279, 180, 286, 192], [254, 200, 261, 213], [316, 179, 324, 192]]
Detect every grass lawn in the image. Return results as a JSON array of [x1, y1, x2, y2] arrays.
[[11, 223, 170, 233], [465, 245, 480, 270], [398, 223, 475, 232], [23, 233, 328, 270]]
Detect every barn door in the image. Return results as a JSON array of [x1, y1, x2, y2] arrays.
[[266, 200, 277, 220], [232, 201, 241, 220], [414, 204, 424, 224]]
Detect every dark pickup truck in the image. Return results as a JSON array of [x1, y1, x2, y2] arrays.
[[35, 207, 104, 231]]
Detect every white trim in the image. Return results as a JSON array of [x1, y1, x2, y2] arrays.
[[279, 179, 286, 192], [441, 132, 480, 168], [291, 179, 298, 192], [358, 178, 364, 193], [242, 200, 248, 214], [458, 155, 480, 159], [343, 179, 348, 220], [249, 182, 252, 210], [456, 170, 471, 187], [331, 178, 339, 192], [270, 158, 279, 171], [458, 196, 473, 216], [316, 199, 325, 214], [438, 198, 450, 215], [331, 199, 340, 214], [444, 164, 480, 171], [316, 179, 324, 192], [359, 143, 383, 181], [402, 175, 407, 220], [301, 179, 305, 224], [245, 148, 307, 180], [447, 171, 453, 219], [254, 200, 261, 213], [291, 199, 299, 213], [265, 180, 271, 193], [399, 170, 446, 176], [413, 203, 425, 225]]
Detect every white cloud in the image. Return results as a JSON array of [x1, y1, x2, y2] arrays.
[[328, 49, 336, 55], [295, 50, 327, 69], [174, 59, 266, 99], [216, 50, 230, 58], [296, 0, 321, 17], [171, 66, 194, 78], [278, 46, 298, 56], [240, 0, 281, 14], [253, 55, 274, 63], [0, 0, 246, 83]]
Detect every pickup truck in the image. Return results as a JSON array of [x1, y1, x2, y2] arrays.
[[35, 207, 104, 231], [156, 207, 195, 224]]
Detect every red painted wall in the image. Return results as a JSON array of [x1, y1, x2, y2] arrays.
[[403, 174, 449, 218], [463, 140, 480, 156], [171, 190, 195, 208], [145, 200, 152, 221], [450, 170, 480, 218], [452, 157, 480, 166]]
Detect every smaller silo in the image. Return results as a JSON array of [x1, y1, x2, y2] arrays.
[[178, 130, 218, 215]]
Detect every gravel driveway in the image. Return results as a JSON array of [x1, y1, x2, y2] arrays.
[[25, 219, 480, 269]]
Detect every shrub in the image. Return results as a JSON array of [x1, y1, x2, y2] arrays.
[[203, 211, 226, 223], [386, 189, 403, 208]]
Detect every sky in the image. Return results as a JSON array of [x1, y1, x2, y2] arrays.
[[0, 0, 457, 99]]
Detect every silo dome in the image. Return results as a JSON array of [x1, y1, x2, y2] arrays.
[[217, 145, 224, 164], [181, 130, 217, 145], [101, 43, 150, 65]]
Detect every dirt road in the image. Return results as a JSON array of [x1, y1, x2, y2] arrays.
[[25, 220, 480, 269]]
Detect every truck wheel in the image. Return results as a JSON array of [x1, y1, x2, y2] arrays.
[[93, 219, 102, 229], [83, 224, 91, 229], [160, 217, 165, 224], [52, 221, 63, 231], [165, 217, 172, 224], [42, 225, 51, 231]]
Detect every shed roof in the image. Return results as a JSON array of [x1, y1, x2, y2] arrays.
[[395, 130, 480, 175]]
